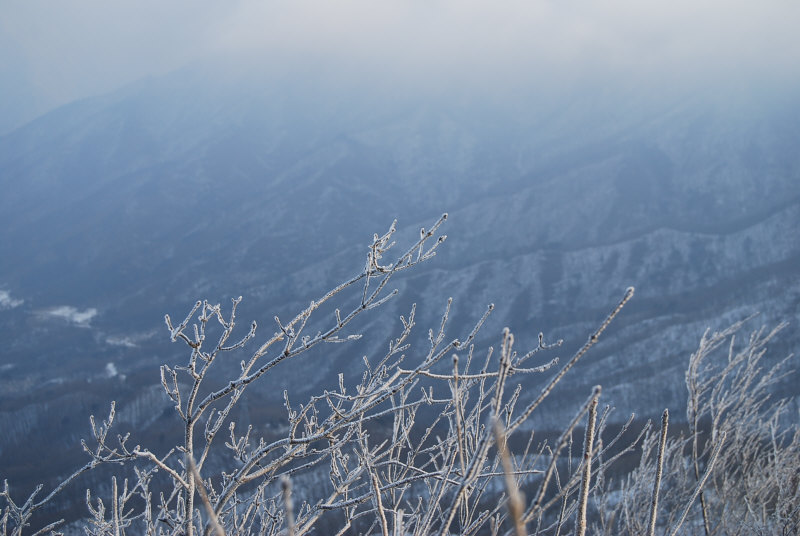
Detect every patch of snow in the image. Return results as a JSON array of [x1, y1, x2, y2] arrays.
[[38, 305, 98, 327], [106, 336, 138, 348], [42, 377, 65, 386], [0, 290, 23, 310], [104, 329, 157, 347]]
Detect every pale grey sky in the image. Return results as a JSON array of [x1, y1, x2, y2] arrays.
[[2, 1, 799, 132]]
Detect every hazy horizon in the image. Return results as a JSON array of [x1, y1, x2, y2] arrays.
[[3, 1, 800, 133]]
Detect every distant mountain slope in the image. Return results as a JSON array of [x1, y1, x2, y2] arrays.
[[1, 69, 798, 490]]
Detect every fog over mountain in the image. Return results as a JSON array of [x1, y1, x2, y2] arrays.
[[1, 1, 799, 516], [3, 0, 800, 131]]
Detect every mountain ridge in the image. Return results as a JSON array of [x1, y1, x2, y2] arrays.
[[1, 67, 798, 494]]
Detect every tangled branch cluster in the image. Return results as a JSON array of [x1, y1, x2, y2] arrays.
[[1, 216, 797, 535]]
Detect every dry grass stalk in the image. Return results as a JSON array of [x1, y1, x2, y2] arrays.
[[576, 389, 600, 536]]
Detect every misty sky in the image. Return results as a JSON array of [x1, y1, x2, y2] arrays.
[[2, 1, 799, 133]]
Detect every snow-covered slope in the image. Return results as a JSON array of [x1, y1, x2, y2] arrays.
[[0, 68, 798, 493]]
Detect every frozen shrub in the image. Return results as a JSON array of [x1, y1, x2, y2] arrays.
[[594, 321, 800, 536], [1, 216, 797, 536]]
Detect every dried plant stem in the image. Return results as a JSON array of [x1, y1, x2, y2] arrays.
[[576, 388, 600, 536], [453, 354, 467, 477], [669, 431, 727, 536], [282, 476, 295, 536], [493, 419, 526, 536], [647, 409, 669, 536]]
